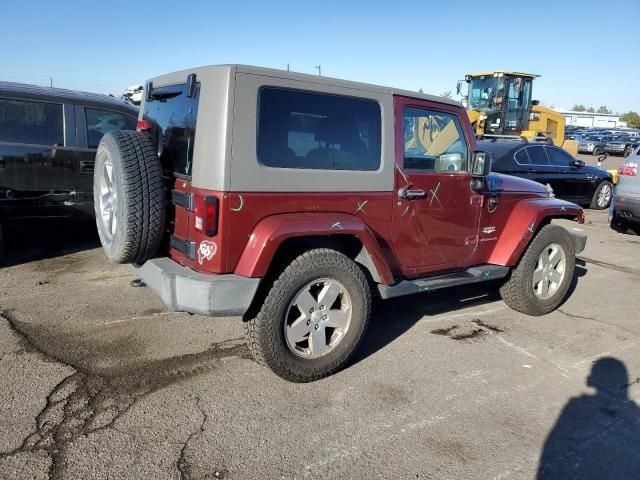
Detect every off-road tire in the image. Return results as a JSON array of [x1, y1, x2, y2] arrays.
[[589, 180, 613, 210], [499, 224, 576, 316], [245, 249, 371, 382], [93, 130, 165, 264]]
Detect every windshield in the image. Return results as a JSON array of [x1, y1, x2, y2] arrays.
[[468, 76, 504, 112]]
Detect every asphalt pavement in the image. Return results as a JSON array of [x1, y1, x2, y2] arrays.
[[0, 209, 638, 480]]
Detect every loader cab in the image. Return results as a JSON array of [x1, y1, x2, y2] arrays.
[[465, 72, 535, 136]]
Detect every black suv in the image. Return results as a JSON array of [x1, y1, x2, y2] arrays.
[[0, 82, 137, 222], [479, 139, 614, 209]]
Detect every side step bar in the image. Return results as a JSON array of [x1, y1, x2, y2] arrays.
[[378, 265, 510, 300]]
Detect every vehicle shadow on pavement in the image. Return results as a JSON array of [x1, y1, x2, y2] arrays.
[[0, 220, 100, 268], [537, 357, 640, 479], [350, 282, 504, 366], [352, 261, 590, 366], [559, 258, 588, 308]]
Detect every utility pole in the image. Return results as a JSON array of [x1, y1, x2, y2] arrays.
[[50, 77, 53, 87], [287, 63, 290, 72], [315, 65, 322, 76]]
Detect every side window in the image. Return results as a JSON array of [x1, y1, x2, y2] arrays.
[[257, 88, 381, 171], [545, 146, 572, 167], [0, 98, 63, 145], [514, 148, 530, 165], [403, 107, 468, 172], [86, 108, 136, 148], [526, 145, 549, 166]]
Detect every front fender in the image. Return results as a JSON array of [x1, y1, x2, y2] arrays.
[[487, 198, 584, 266], [233, 213, 394, 284]]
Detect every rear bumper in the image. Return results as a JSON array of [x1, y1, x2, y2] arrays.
[[615, 195, 640, 222], [132, 257, 261, 316], [567, 228, 587, 254]]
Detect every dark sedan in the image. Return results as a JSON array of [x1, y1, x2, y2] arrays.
[[479, 139, 614, 209]]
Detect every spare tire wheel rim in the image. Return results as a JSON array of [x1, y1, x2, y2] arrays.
[[99, 158, 117, 241], [532, 243, 566, 300], [597, 184, 611, 208], [284, 278, 352, 359]]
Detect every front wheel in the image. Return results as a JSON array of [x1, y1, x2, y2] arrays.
[[590, 181, 613, 210], [245, 249, 371, 382], [500, 224, 576, 316]]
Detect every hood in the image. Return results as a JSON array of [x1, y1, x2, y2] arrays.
[[486, 173, 548, 194]]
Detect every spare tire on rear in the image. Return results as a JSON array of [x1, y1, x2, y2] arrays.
[[93, 130, 165, 264]]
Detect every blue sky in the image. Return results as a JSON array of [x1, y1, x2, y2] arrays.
[[1, 0, 639, 112]]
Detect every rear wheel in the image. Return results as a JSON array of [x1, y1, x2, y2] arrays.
[[245, 249, 371, 382], [590, 181, 613, 210], [93, 131, 165, 264], [500, 225, 575, 316]]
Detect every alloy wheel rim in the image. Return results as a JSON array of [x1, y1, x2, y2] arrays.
[[597, 184, 611, 207], [532, 243, 566, 300], [284, 278, 352, 359], [99, 159, 117, 240]]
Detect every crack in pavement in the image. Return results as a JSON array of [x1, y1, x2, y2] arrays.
[[0, 310, 250, 479], [557, 309, 640, 337], [177, 395, 212, 480]]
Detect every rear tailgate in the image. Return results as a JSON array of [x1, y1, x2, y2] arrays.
[[142, 75, 202, 268]]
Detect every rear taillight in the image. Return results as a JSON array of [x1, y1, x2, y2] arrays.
[[136, 119, 151, 131], [619, 164, 638, 176], [194, 195, 219, 236]]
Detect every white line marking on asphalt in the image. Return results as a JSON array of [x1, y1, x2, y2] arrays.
[[101, 311, 174, 326], [496, 335, 569, 378], [425, 306, 506, 323]]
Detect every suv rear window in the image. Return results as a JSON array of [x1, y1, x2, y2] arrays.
[[257, 87, 381, 171], [143, 81, 200, 178], [0, 98, 63, 145]]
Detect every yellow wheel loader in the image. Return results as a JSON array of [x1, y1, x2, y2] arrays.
[[458, 72, 578, 156]]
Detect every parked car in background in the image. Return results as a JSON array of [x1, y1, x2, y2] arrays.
[[0, 82, 137, 261], [479, 139, 614, 209], [578, 134, 615, 156], [611, 146, 640, 234], [604, 135, 640, 157], [0, 82, 138, 222], [123, 85, 143, 105]]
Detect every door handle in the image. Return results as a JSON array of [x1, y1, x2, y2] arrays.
[[398, 188, 426, 200]]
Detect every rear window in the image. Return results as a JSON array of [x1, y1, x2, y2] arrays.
[[527, 145, 549, 165], [86, 108, 136, 148], [258, 87, 381, 171], [143, 82, 200, 178], [0, 98, 63, 145], [514, 148, 530, 165]]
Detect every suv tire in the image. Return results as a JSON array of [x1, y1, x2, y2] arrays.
[[246, 248, 371, 382], [499, 224, 575, 316], [93, 131, 165, 264], [589, 181, 613, 210]]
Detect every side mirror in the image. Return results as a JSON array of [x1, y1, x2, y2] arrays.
[[572, 159, 585, 168], [471, 151, 492, 177], [470, 151, 492, 191], [531, 99, 540, 106]]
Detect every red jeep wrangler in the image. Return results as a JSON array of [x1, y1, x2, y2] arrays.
[[94, 65, 586, 382]]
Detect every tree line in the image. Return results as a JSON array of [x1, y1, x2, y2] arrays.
[[571, 105, 614, 114]]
